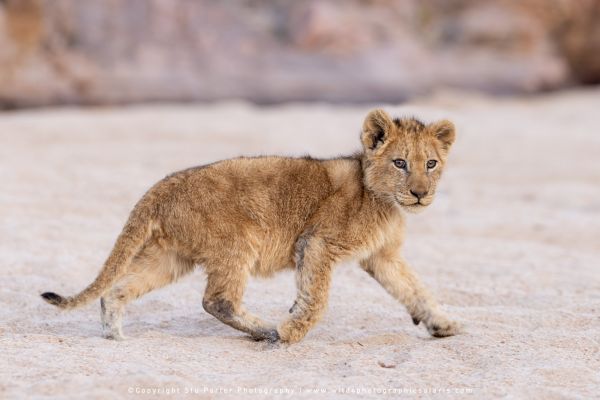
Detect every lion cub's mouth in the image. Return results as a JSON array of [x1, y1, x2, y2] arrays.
[[405, 202, 426, 208], [401, 202, 428, 213], [394, 195, 430, 212]]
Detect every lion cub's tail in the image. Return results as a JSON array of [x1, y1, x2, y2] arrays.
[[41, 200, 155, 310]]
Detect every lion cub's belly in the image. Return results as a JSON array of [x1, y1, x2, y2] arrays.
[[250, 234, 296, 277]]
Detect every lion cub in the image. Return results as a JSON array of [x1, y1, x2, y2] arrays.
[[42, 109, 460, 343]]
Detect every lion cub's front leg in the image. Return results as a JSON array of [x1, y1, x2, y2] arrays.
[[278, 235, 334, 344], [360, 247, 461, 338]]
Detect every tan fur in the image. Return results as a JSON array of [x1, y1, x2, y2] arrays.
[[42, 109, 461, 343]]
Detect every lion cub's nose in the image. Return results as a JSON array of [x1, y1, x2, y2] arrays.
[[410, 189, 428, 200]]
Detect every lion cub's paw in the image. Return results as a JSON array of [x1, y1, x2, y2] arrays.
[[251, 329, 280, 343], [426, 314, 462, 338], [104, 332, 127, 341]]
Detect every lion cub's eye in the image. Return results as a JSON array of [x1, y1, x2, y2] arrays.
[[426, 160, 437, 169], [393, 159, 407, 170]]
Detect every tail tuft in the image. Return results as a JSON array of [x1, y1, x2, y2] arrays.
[[41, 292, 66, 307]]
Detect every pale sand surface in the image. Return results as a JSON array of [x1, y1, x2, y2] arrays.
[[1, 89, 599, 399]]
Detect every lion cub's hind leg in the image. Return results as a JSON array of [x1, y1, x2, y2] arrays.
[[101, 241, 194, 340], [202, 264, 279, 342]]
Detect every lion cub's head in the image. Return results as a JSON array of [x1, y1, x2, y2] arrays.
[[360, 109, 456, 212]]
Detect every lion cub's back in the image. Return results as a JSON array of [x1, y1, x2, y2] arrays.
[[154, 156, 334, 259]]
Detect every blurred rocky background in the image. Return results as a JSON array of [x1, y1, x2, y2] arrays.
[[1, 0, 599, 108]]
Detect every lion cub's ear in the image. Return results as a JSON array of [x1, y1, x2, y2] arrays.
[[430, 120, 456, 150], [361, 109, 394, 152]]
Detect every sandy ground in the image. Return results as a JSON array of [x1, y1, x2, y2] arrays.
[[1, 89, 599, 399]]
